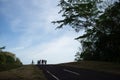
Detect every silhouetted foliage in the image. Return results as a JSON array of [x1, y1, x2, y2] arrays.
[[0, 51, 22, 71], [15, 58, 22, 65], [54, 0, 120, 63], [0, 51, 22, 65], [93, 1, 120, 62], [0, 46, 5, 52]]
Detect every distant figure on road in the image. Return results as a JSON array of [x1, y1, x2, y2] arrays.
[[32, 60, 34, 65], [37, 59, 47, 65], [44, 60, 47, 65], [42, 60, 44, 65], [40, 60, 41, 65], [37, 60, 40, 65]]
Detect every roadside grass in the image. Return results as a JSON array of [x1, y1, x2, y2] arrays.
[[60, 61, 120, 74], [0, 64, 22, 71], [0, 65, 47, 80]]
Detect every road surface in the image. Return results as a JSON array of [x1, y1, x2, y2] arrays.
[[37, 65, 120, 80]]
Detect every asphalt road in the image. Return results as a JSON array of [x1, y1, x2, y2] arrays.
[[37, 65, 120, 80]]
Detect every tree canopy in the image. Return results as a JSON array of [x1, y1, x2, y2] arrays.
[[54, 0, 120, 62]]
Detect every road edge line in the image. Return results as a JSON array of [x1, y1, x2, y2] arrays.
[[63, 69, 80, 76], [47, 70, 60, 80]]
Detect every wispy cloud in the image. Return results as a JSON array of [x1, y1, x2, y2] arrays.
[[0, 0, 82, 64], [16, 34, 80, 64]]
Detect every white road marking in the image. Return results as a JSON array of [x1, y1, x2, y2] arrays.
[[47, 70, 60, 80], [63, 69, 80, 76]]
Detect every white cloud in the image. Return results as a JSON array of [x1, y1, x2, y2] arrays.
[[10, 47, 25, 51], [16, 34, 79, 64], [1, 0, 83, 64]]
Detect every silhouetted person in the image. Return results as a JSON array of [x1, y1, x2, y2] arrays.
[[32, 60, 34, 65], [37, 60, 40, 65], [44, 60, 47, 65], [42, 60, 44, 65], [39, 60, 41, 65]]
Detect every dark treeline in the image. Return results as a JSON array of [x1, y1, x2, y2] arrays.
[[53, 0, 120, 63]]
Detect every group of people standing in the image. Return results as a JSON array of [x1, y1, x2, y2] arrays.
[[37, 59, 47, 65]]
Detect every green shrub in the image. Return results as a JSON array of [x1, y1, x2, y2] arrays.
[[0, 51, 22, 71]]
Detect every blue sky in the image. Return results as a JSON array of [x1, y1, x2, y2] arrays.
[[0, 0, 83, 64]]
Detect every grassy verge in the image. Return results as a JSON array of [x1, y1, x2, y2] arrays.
[[60, 61, 120, 75], [0, 64, 22, 72], [0, 65, 46, 80]]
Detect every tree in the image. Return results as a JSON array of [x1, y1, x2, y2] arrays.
[[94, 1, 120, 62], [53, 0, 103, 61], [0, 46, 6, 52], [79, 1, 120, 62], [0, 51, 23, 65], [15, 58, 22, 65], [75, 47, 82, 61], [0, 53, 6, 64], [53, 0, 120, 62], [53, 0, 103, 31]]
